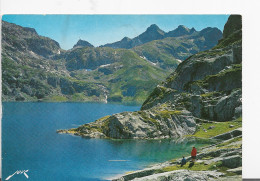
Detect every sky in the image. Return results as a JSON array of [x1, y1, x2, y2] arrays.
[[2, 15, 229, 50]]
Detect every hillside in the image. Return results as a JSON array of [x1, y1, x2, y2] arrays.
[[1, 21, 169, 103], [2, 21, 222, 103]]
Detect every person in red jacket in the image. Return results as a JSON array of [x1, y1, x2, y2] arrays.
[[191, 147, 197, 162]]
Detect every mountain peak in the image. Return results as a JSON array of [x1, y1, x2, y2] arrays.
[[190, 27, 196, 34], [165, 25, 191, 37], [176, 25, 190, 32], [147, 24, 160, 31], [121, 37, 131, 41], [223, 15, 242, 39], [144, 24, 165, 36], [73, 39, 94, 48]]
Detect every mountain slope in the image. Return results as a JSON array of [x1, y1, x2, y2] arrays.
[[102, 25, 222, 71], [132, 27, 222, 70], [2, 21, 61, 58], [61, 15, 242, 139], [1, 21, 170, 103], [2, 20, 223, 103], [56, 46, 169, 103], [102, 24, 165, 49]]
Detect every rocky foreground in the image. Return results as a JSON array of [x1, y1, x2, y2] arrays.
[[112, 127, 242, 181]]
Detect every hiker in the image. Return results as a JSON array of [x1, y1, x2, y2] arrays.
[[181, 156, 186, 167], [191, 147, 197, 162]]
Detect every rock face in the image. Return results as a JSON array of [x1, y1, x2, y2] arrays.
[[223, 15, 242, 39], [2, 21, 61, 58], [63, 110, 197, 139], [63, 15, 242, 139]]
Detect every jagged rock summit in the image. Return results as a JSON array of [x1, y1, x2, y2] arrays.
[[73, 39, 94, 48], [2, 20, 61, 58], [165, 25, 194, 37], [102, 24, 222, 50]]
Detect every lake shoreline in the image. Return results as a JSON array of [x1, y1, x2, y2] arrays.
[[111, 128, 242, 181]]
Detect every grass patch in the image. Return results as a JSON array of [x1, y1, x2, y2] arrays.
[[158, 110, 182, 119], [186, 117, 242, 139], [70, 93, 87, 101], [200, 92, 221, 98], [160, 161, 222, 172], [46, 95, 68, 102]]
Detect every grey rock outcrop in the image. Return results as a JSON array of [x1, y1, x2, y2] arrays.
[[223, 15, 242, 39], [130, 170, 224, 181], [65, 110, 197, 139]]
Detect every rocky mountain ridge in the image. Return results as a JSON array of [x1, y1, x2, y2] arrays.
[[102, 24, 222, 50], [2, 20, 223, 103]]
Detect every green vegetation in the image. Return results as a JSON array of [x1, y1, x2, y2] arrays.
[[187, 117, 242, 138], [158, 161, 224, 173], [200, 91, 221, 98], [45, 95, 68, 102], [154, 159, 237, 177], [158, 110, 182, 119], [142, 86, 170, 106]]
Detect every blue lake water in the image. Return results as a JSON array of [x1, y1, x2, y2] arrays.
[[2, 102, 209, 181]]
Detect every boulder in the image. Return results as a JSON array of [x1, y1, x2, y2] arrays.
[[227, 167, 242, 175], [222, 155, 242, 169], [212, 128, 242, 140], [229, 125, 235, 128], [208, 126, 215, 130]]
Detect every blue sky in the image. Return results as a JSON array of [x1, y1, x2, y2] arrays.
[[2, 15, 229, 50]]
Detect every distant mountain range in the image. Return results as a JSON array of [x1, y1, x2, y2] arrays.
[[1, 20, 223, 103], [101, 24, 222, 50]]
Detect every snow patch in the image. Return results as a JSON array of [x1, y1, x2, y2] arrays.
[[140, 56, 157, 66], [100, 64, 111, 68], [176, 59, 182, 63]]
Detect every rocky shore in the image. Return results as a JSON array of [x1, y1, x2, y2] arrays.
[[112, 127, 242, 181]]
